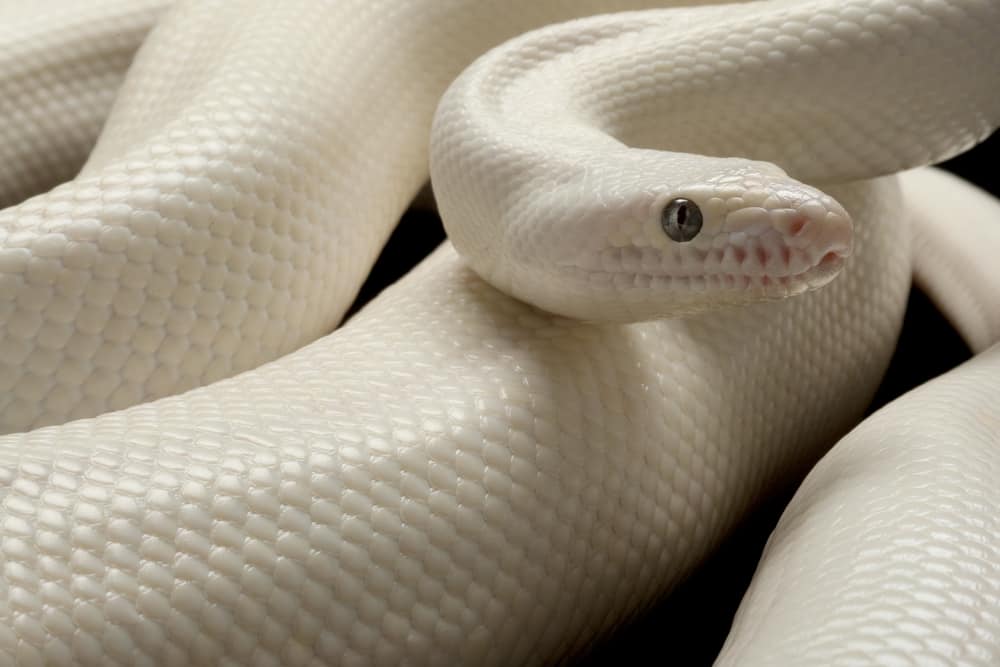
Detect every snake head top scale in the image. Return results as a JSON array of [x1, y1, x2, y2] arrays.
[[435, 138, 854, 323], [429, 0, 1000, 324], [523, 153, 853, 322], [428, 8, 863, 324]]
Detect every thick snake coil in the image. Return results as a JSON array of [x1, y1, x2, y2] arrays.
[[0, 0, 999, 665]]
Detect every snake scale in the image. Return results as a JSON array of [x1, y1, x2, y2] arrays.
[[0, 0, 998, 664]]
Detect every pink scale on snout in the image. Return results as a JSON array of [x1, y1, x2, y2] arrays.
[[820, 251, 842, 266]]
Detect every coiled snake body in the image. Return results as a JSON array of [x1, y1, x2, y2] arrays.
[[0, 0, 998, 664]]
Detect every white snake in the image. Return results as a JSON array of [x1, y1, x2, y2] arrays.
[[0, 0, 999, 664]]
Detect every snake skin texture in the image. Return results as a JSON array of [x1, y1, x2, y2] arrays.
[[716, 341, 1000, 666], [0, 0, 997, 665], [0, 0, 741, 434], [430, 0, 999, 322], [710, 166, 1000, 666], [906, 167, 1000, 353], [0, 0, 165, 210], [0, 179, 910, 665]]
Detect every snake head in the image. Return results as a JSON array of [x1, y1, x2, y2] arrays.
[[522, 156, 853, 322]]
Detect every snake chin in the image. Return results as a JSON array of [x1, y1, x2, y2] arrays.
[[544, 235, 850, 323]]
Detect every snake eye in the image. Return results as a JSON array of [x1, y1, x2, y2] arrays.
[[661, 198, 703, 242]]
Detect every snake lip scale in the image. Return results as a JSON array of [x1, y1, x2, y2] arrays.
[[559, 238, 849, 288], [559, 252, 845, 295]]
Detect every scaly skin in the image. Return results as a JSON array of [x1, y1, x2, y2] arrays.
[[0, 1, 996, 664], [0, 0, 736, 434]]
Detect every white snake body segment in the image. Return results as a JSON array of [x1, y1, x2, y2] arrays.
[[0, 0, 167, 211], [907, 166, 1000, 353], [718, 337, 1000, 666], [0, 182, 912, 665], [0, 0, 997, 665], [431, 0, 999, 321], [0, 0, 707, 434]]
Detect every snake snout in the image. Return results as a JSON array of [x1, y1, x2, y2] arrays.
[[780, 199, 853, 289], [766, 187, 852, 266], [710, 190, 852, 297], [806, 202, 853, 264]]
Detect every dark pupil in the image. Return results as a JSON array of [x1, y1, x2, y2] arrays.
[[661, 197, 703, 242]]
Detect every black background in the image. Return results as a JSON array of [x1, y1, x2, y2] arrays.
[[345, 132, 998, 664]]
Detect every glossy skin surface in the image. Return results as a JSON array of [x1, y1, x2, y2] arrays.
[[432, 0, 999, 320], [719, 332, 1000, 666], [0, 1, 997, 665]]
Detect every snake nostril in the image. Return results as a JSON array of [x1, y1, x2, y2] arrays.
[[820, 251, 843, 266], [789, 218, 807, 235]]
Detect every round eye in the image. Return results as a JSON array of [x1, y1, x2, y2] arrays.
[[661, 198, 703, 242]]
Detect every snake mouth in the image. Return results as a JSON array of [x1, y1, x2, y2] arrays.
[[705, 247, 847, 294], [563, 239, 849, 295], [704, 240, 849, 292]]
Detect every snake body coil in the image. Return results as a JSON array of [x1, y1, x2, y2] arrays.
[[0, 0, 998, 664]]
